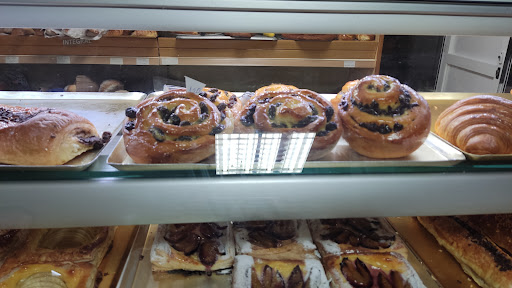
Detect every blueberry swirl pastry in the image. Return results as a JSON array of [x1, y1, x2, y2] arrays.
[[123, 88, 235, 163], [322, 253, 425, 288], [235, 85, 343, 160], [336, 75, 431, 158]]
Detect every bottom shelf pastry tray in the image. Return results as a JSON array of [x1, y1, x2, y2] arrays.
[[387, 217, 478, 288], [118, 223, 440, 288]]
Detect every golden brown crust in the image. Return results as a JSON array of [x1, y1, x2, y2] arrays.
[[339, 34, 356, 41], [356, 34, 376, 41], [459, 214, 512, 254], [254, 84, 298, 99], [331, 80, 359, 109], [435, 95, 512, 154], [224, 33, 254, 38], [235, 85, 343, 160], [150, 223, 235, 272], [3, 227, 115, 268], [418, 216, 512, 288], [0, 262, 96, 288], [0, 105, 100, 165], [123, 88, 235, 163], [338, 75, 431, 158], [281, 34, 338, 41], [322, 253, 425, 288], [130, 30, 158, 38]]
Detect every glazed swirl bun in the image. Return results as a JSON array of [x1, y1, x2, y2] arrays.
[[254, 83, 298, 98], [198, 87, 242, 115], [236, 85, 343, 160], [331, 80, 359, 109], [337, 75, 431, 158], [123, 88, 234, 163]]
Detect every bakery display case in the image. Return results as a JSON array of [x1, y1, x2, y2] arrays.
[[1, 1, 512, 287]]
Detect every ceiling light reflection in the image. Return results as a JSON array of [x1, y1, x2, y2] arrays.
[[215, 133, 314, 175]]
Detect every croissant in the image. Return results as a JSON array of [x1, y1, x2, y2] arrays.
[[435, 95, 512, 154], [336, 75, 431, 158], [123, 88, 235, 163], [0, 105, 103, 165], [235, 85, 343, 160]]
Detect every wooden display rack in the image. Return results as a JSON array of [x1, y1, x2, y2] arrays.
[[0, 35, 383, 71], [158, 35, 384, 72], [0, 35, 159, 65]]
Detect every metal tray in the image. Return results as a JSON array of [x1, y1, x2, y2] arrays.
[[388, 217, 478, 288], [0, 91, 146, 171], [432, 132, 512, 162], [118, 222, 440, 288], [107, 132, 464, 171]]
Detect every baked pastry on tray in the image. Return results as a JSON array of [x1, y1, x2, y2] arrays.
[[0, 262, 97, 288], [235, 84, 343, 160], [309, 218, 407, 258], [435, 95, 512, 155], [0, 230, 28, 264], [418, 216, 512, 288], [322, 252, 425, 288], [0, 105, 107, 165], [150, 223, 235, 274], [232, 255, 330, 287], [123, 88, 235, 163], [334, 75, 431, 158], [3, 227, 115, 268], [234, 220, 319, 261]]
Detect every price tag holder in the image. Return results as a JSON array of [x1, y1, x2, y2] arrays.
[[185, 76, 206, 94]]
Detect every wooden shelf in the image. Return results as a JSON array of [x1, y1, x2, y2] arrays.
[[0, 35, 383, 70]]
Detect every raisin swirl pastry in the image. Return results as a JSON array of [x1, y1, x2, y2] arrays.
[[337, 75, 431, 158], [236, 86, 343, 160], [123, 88, 235, 163], [198, 87, 242, 116], [435, 95, 512, 154]]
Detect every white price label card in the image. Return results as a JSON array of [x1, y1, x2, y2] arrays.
[[5, 56, 19, 64], [344, 60, 356, 68], [57, 56, 71, 64], [185, 76, 206, 94], [110, 57, 123, 65], [136, 57, 150, 65]]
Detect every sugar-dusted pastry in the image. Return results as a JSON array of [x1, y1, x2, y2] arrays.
[[236, 85, 343, 160], [309, 218, 407, 258], [123, 88, 235, 163], [0, 262, 97, 288], [418, 216, 512, 288], [234, 220, 319, 261], [435, 95, 512, 155], [150, 223, 235, 274], [337, 75, 431, 158], [4, 227, 115, 268], [0, 105, 107, 165], [322, 253, 425, 288], [232, 255, 329, 288]]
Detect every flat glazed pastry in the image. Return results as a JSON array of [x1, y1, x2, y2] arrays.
[[123, 88, 235, 163], [234, 220, 319, 261], [0, 262, 97, 288], [4, 227, 115, 268], [418, 216, 512, 288], [322, 253, 425, 288], [232, 255, 329, 288], [236, 85, 343, 160], [309, 218, 407, 258], [337, 75, 431, 158], [281, 34, 338, 41], [150, 223, 235, 274], [435, 95, 512, 154], [0, 105, 105, 165]]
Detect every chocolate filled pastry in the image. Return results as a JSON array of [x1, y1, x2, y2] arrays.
[[3, 227, 115, 268], [232, 255, 330, 288], [435, 95, 512, 155], [235, 85, 343, 160], [281, 34, 338, 41], [322, 253, 425, 288], [123, 88, 235, 163], [418, 216, 512, 288], [336, 75, 431, 158], [309, 218, 407, 258], [0, 262, 97, 288], [150, 223, 235, 274], [234, 220, 319, 261], [0, 105, 105, 165]]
